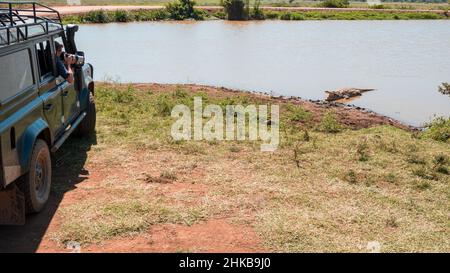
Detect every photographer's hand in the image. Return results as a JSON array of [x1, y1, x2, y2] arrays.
[[64, 54, 76, 65]]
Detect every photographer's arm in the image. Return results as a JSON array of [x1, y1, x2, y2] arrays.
[[63, 55, 75, 84], [66, 65, 74, 84]]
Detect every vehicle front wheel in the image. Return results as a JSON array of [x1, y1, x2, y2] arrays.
[[77, 92, 96, 136], [18, 139, 52, 213]]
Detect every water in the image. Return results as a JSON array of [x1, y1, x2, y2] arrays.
[[76, 20, 450, 126]]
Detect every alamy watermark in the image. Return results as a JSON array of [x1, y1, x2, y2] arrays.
[[171, 97, 279, 151]]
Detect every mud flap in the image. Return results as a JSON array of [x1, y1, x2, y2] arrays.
[[0, 184, 25, 225]]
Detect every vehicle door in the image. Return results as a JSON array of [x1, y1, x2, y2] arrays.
[[34, 39, 64, 139], [53, 36, 80, 126]]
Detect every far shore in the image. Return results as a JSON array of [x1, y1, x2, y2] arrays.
[[55, 5, 449, 16], [55, 5, 449, 23]]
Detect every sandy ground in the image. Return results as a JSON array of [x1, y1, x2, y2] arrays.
[[52, 5, 447, 16]]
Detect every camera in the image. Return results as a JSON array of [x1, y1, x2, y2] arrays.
[[64, 52, 85, 66]]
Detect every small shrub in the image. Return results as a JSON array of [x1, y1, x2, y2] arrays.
[[250, 0, 265, 20], [279, 12, 292, 20], [291, 13, 305, 20], [265, 11, 279, 19], [318, 111, 342, 133], [173, 88, 188, 99], [318, 0, 350, 8], [285, 104, 312, 123], [378, 139, 399, 154], [412, 167, 438, 181], [213, 11, 227, 19], [156, 94, 175, 117], [386, 216, 399, 228], [416, 181, 431, 190], [114, 10, 134, 22], [303, 129, 310, 142], [166, 0, 204, 20], [154, 10, 171, 20], [344, 169, 358, 184], [110, 85, 135, 103], [433, 154, 449, 167], [385, 173, 397, 183], [229, 145, 241, 153], [135, 9, 169, 21], [356, 140, 370, 162], [82, 10, 111, 23], [421, 117, 450, 143], [432, 154, 449, 175], [292, 141, 303, 168], [406, 154, 426, 165], [436, 166, 449, 175], [160, 170, 177, 181]]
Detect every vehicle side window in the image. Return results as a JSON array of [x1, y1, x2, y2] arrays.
[[35, 40, 53, 80], [0, 49, 34, 102]]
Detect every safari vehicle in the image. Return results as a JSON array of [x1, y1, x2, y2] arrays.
[[0, 2, 95, 225]]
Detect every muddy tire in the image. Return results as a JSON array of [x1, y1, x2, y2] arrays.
[[77, 92, 96, 136], [17, 139, 52, 214]]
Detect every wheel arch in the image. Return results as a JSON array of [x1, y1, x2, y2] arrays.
[[18, 118, 52, 172]]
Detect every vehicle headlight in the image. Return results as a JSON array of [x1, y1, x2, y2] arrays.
[[85, 66, 92, 78]]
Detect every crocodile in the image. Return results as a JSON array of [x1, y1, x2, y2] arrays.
[[325, 88, 375, 102]]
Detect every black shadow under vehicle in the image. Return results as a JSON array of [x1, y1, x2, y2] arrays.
[[0, 2, 95, 225]]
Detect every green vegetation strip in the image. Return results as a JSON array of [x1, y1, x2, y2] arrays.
[[62, 8, 448, 24]]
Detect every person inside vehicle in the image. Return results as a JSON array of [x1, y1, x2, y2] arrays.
[[55, 41, 74, 84]]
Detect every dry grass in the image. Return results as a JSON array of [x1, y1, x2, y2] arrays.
[[51, 83, 450, 252]]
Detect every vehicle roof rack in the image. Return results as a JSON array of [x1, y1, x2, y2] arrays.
[[0, 1, 63, 47]]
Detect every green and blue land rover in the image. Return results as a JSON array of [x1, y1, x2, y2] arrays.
[[0, 2, 95, 225]]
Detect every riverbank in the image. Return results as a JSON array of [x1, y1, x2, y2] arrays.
[[2, 82, 448, 253], [58, 5, 449, 23]]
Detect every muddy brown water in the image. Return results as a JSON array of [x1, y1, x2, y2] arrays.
[[76, 20, 450, 126]]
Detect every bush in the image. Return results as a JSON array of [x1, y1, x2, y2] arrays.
[[134, 9, 170, 21], [291, 13, 305, 20], [356, 140, 370, 162], [114, 10, 134, 22], [213, 11, 227, 19], [285, 104, 312, 123], [156, 94, 175, 117], [279, 12, 292, 20], [412, 167, 438, 181], [250, 0, 265, 20], [265, 11, 279, 19], [344, 169, 358, 184], [166, 0, 205, 20], [421, 117, 450, 143], [433, 153, 449, 167], [109, 85, 135, 104], [432, 154, 449, 175], [82, 10, 111, 23], [318, 111, 342, 133], [318, 0, 350, 8], [222, 0, 248, 20]]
